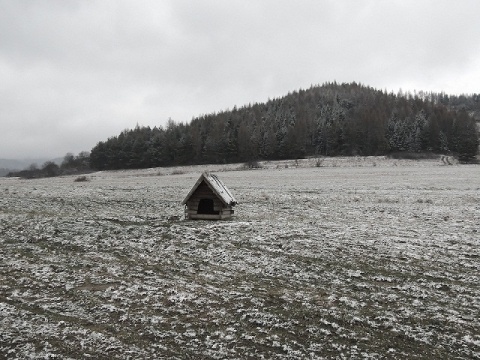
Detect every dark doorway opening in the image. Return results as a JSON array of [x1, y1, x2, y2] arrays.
[[198, 198, 218, 215]]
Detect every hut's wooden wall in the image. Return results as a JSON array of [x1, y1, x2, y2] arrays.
[[185, 181, 234, 219]]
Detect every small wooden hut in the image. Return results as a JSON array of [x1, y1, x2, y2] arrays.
[[182, 172, 237, 220]]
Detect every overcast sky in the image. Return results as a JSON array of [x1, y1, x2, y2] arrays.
[[1, 0, 479, 159]]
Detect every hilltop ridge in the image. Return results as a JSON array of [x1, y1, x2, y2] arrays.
[[89, 82, 478, 170]]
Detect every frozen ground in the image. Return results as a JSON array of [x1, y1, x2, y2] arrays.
[[1, 157, 479, 359]]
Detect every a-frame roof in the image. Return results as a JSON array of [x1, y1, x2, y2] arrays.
[[182, 172, 237, 206]]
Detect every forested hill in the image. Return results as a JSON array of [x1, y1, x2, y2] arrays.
[[90, 82, 479, 170]]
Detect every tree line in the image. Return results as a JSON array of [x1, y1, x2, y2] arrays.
[[7, 152, 91, 179], [89, 82, 479, 170], [6, 82, 478, 179]]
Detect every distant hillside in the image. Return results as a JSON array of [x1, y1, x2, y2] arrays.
[[0, 158, 63, 177], [0, 159, 34, 170], [90, 82, 479, 170]]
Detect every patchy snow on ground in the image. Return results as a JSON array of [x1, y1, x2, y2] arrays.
[[1, 157, 479, 359]]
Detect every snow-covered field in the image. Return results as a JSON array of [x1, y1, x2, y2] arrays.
[[1, 157, 479, 359]]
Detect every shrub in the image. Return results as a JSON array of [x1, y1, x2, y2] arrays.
[[74, 176, 88, 182], [315, 157, 325, 167], [387, 152, 439, 160], [171, 169, 185, 175], [244, 160, 263, 169]]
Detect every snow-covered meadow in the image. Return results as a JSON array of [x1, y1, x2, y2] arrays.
[[1, 157, 479, 359]]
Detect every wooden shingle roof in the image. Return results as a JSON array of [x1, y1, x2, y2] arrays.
[[182, 172, 237, 206]]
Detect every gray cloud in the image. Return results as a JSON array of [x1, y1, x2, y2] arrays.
[[1, 0, 479, 159]]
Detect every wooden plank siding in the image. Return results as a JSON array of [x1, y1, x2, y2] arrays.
[[186, 198, 224, 210], [186, 208, 233, 216], [183, 173, 236, 220]]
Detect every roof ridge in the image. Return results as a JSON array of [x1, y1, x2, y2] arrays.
[[182, 172, 237, 206]]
